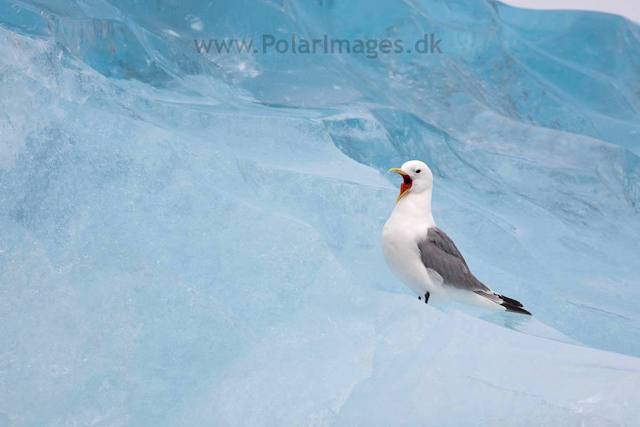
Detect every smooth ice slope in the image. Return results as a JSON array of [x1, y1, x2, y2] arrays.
[[1, 0, 640, 426]]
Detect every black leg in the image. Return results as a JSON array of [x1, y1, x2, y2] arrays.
[[418, 296, 421, 300], [424, 292, 430, 304]]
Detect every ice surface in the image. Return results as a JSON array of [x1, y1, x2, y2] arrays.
[[1, 0, 640, 425]]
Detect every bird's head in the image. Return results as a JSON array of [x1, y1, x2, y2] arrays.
[[388, 160, 433, 203]]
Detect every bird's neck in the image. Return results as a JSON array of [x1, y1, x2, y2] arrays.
[[394, 189, 436, 227]]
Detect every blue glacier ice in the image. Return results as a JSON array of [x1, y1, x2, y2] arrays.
[[1, 0, 640, 425]]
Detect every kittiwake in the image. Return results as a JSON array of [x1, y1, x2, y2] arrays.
[[381, 160, 531, 315]]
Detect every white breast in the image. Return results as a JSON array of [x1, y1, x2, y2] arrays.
[[381, 211, 442, 298]]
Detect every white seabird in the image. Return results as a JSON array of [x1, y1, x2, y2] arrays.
[[381, 160, 531, 315]]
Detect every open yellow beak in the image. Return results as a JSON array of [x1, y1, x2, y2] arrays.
[[388, 168, 412, 203]]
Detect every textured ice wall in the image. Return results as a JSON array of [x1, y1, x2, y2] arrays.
[[1, 0, 640, 425]]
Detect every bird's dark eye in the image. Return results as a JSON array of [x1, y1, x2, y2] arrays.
[[416, 169, 421, 174]]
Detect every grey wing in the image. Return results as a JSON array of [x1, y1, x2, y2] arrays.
[[418, 227, 491, 293]]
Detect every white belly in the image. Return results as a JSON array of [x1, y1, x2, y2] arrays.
[[381, 217, 443, 299]]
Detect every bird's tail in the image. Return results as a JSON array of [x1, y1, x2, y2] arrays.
[[476, 291, 532, 316]]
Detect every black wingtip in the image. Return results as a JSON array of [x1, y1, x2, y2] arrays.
[[498, 294, 524, 308], [497, 294, 531, 315], [503, 304, 532, 316], [475, 291, 532, 315]]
